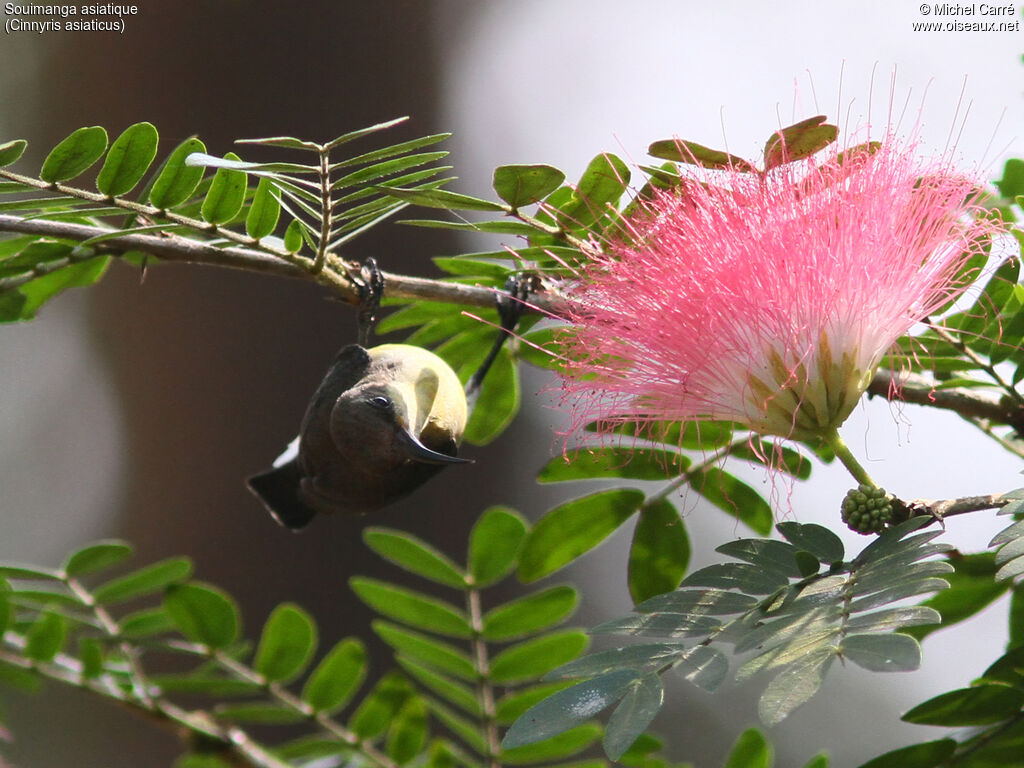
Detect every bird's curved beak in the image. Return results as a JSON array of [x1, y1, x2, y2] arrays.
[[397, 428, 472, 465]]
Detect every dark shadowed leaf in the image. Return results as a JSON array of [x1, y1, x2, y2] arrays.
[[40, 126, 108, 182], [856, 739, 956, 768], [363, 528, 466, 588], [148, 138, 206, 209], [603, 673, 663, 760], [903, 684, 1024, 726], [628, 499, 690, 603], [547, 644, 679, 681], [842, 633, 921, 672], [776, 522, 845, 564], [677, 645, 729, 692], [493, 164, 565, 208], [96, 122, 159, 196], [502, 669, 639, 748], [63, 540, 133, 578], [716, 538, 805, 578], [164, 583, 240, 649], [518, 489, 644, 582], [302, 638, 367, 713], [350, 577, 471, 638], [483, 585, 578, 641], [254, 603, 317, 683], [635, 587, 758, 615], [468, 506, 527, 587], [681, 562, 789, 595]]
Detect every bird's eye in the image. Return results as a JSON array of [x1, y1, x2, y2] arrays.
[[368, 395, 392, 410]]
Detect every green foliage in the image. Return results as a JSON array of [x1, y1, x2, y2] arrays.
[[0, 511, 669, 768], [0, 118, 451, 323], [507, 518, 951, 756]]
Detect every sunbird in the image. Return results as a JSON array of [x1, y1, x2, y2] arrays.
[[247, 260, 533, 529]]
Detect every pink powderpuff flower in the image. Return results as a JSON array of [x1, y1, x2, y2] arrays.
[[556, 138, 1002, 447]]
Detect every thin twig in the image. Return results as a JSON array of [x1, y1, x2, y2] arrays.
[[868, 369, 1024, 432], [0, 213, 569, 314], [466, 586, 501, 768]]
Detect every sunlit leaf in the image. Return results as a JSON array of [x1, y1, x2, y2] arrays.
[[518, 489, 644, 582], [164, 582, 240, 649], [246, 177, 281, 239], [628, 499, 690, 603], [724, 729, 772, 768], [483, 585, 578, 641], [93, 557, 193, 604], [468, 506, 527, 587], [253, 603, 317, 683], [758, 650, 833, 725], [349, 672, 414, 739], [40, 126, 108, 182], [96, 122, 159, 197], [372, 621, 475, 681], [63, 540, 133, 578], [302, 638, 367, 714], [493, 164, 565, 208], [24, 611, 66, 661], [148, 138, 206, 209], [489, 631, 589, 685], [200, 152, 247, 225], [363, 528, 466, 589], [350, 577, 471, 638]]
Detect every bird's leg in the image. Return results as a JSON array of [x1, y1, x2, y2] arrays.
[[466, 272, 537, 407], [354, 257, 385, 347]]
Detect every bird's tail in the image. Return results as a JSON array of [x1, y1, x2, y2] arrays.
[[247, 461, 317, 530]]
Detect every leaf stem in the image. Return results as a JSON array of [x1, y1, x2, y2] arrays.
[[465, 586, 502, 768], [821, 428, 876, 489]]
